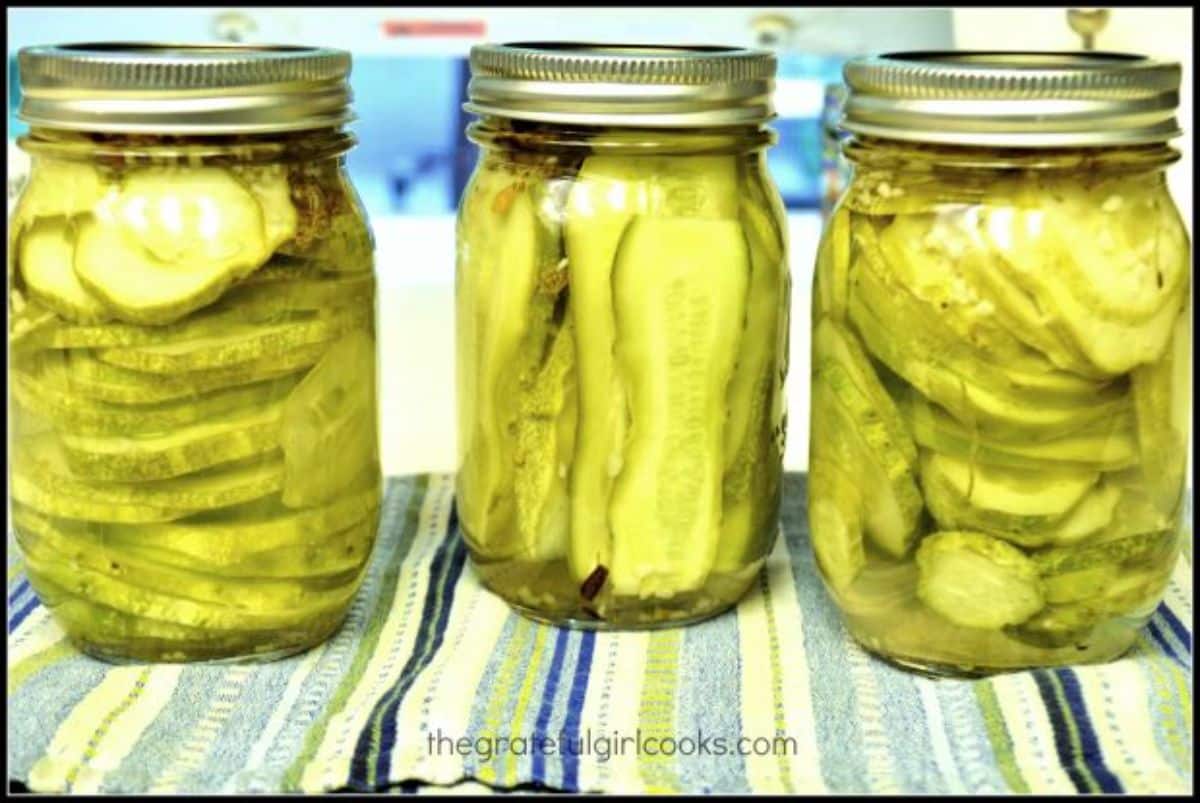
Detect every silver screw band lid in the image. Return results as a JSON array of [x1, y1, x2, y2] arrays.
[[841, 51, 1182, 147], [18, 42, 354, 134], [465, 42, 777, 128]]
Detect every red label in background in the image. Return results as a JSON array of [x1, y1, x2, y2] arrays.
[[381, 20, 487, 38]]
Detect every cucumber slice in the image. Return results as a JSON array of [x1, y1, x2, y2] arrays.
[[280, 330, 378, 508], [59, 399, 284, 481], [1011, 563, 1174, 647], [510, 322, 576, 562], [608, 215, 748, 598], [11, 469, 190, 523], [94, 308, 364, 373], [920, 450, 1099, 544], [979, 179, 1189, 374], [1131, 304, 1191, 515], [808, 457, 866, 592], [16, 433, 284, 512], [14, 158, 111, 220], [811, 352, 922, 558], [456, 171, 543, 544], [34, 270, 373, 350], [718, 173, 787, 572], [64, 344, 325, 404], [79, 480, 380, 563], [565, 151, 739, 588], [1041, 564, 1121, 605], [915, 530, 1044, 629], [230, 163, 299, 251], [8, 293, 59, 350], [75, 167, 271, 324], [814, 203, 850, 321], [19, 534, 359, 632], [14, 355, 299, 436], [901, 391, 1138, 472], [15, 510, 359, 610], [19, 217, 110, 322], [1031, 529, 1176, 577]]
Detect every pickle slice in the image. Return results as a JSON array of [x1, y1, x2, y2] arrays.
[[920, 450, 1100, 545], [607, 215, 749, 598], [94, 308, 364, 373], [915, 530, 1044, 630], [64, 345, 325, 404], [17, 433, 284, 512], [230, 163, 300, 252], [812, 344, 922, 558], [457, 173, 541, 543], [717, 174, 787, 572], [11, 469, 190, 523], [808, 457, 866, 592], [34, 270, 373, 350], [15, 510, 358, 610], [1131, 305, 1191, 515], [87, 480, 381, 563], [74, 167, 271, 324], [900, 391, 1138, 472], [280, 330, 378, 508], [59, 398, 284, 481], [20, 534, 359, 632], [13, 356, 300, 436], [19, 217, 110, 323]]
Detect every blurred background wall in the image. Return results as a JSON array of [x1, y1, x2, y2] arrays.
[[6, 7, 1193, 476]]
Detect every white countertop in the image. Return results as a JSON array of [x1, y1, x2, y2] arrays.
[[373, 212, 823, 476]]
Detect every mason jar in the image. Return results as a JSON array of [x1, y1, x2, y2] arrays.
[[456, 43, 789, 628], [809, 52, 1191, 674], [8, 44, 382, 662]]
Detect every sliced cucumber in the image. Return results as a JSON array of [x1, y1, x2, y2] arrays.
[[280, 330, 378, 508], [14, 158, 111, 220], [35, 270, 373, 350], [1031, 529, 1176, 577], [19, 534, 360, 632], [510, 322, 576, 562], [19, 217, 110, 323], [17, 433, 284, 512], [14, 355, 299, 436], [230, 163, 299, 252], [94, 308, 364, 373], [11, 469, 189, 523], [901, 391, 1138, 472], [811, 354, 922, 558], [920, 450, 1099, 544], [75, 167, 271, 324], [456, 171, 541, 544], [608, 215, 748, 598], [64, 343, 325, 404], [814, 203, 850, 321], [15, 510, 358, 610], [1131, 304, 1191, 515], [59, 398, 284, 481], [85, 479, 380, 563], [808, 457, 866, 592], [915, 530, 1044, 629], [979, 179, 1190, 374], [565, 150, 739, 587], [718, 172, 787, 572]]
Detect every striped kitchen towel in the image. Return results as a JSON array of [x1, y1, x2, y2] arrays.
[[7, 474, 1193, 794]]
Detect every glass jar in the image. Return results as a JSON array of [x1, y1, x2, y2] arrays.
[[456, 44, 789, 628], [8, 44, 381, 662], [810, 52, 1191, 674]]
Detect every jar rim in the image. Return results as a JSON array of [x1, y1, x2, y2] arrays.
[[465, 41, 776, 128], [841, 50, 1182, 148], [17, 42, 355, 134]]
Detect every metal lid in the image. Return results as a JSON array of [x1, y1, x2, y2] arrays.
[[18, 42, 354, 134], [465, 42, 776, 128], [842, 51, 1182, 147]]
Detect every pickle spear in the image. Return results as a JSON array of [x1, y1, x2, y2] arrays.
[[608, 215, 749, 598], [565, 151, 739, 590]]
